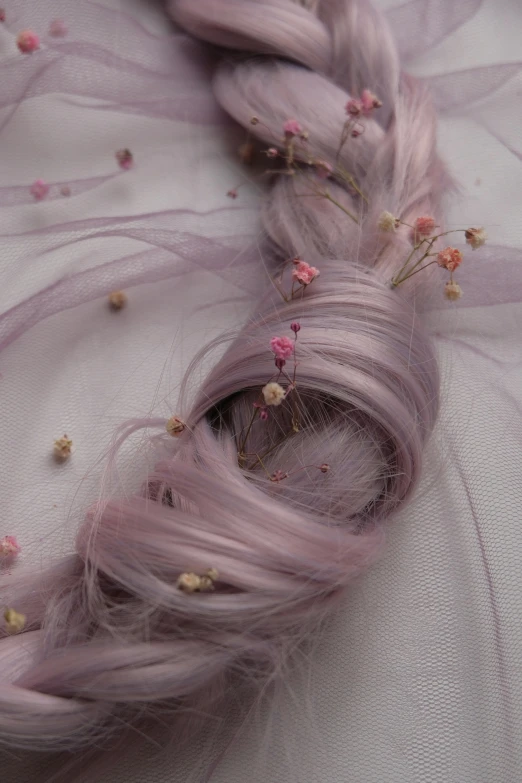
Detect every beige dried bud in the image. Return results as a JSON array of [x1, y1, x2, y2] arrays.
[[4, 608, 26, 634], [53, 435, 73, 460], [166, 415, 185, 437], [108, 290, 127, 311]]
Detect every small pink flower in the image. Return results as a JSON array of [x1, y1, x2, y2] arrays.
[[351, 126, 363, 138], [17, 30, 40, 54], [270, 336, 294, 361], [30, 179, 50, 200], [465, 227, 487, 250], [49, 19, 68, 37], [413, 216, 436, 239], [266, 147, 279, 158], [226, 189, 237, 199], [292, 260, 320, 286], [360, 89, 382, 116], [345, 99, 362, 116], [116, 148, 133, 170], [437, 247, 463, 272], [315, 160, 333, 179], [0, 536, 20, 559], [290, 321, 301, 333], [283, 119, 302, 137]]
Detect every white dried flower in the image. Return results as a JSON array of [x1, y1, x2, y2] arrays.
[[166, 416, 185, 437], [465, 227, 487, 250], [4, 608, 26, 634], [378, 211, 399, 232], [177, 573, 201, 593], [444, 281, 462, 301], [54, 435, 73, 460], [262, 382, 286, 406]]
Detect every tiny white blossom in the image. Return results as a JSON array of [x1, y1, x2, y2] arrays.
[[262, 382, 286, 406], [465, 227, 487, 250], [378, 211, 399, 232]]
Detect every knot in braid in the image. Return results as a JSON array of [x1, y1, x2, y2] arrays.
[[0, 0, 444, 765]]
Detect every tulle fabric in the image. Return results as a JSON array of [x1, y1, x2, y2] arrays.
[[1, 1, 521, 781]]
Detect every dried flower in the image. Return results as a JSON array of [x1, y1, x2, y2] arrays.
[[166, 415, 185, 437], [250, 116, 259, 125], [319, 463, 330, 473], [262, 382, 286, 407], [116, 148, 133, 170], [0, 9, 5, 23], [4, 608, 26, 634], [108, 290, 127, 310], [266, 147, 279, 158], [351, 126, 363, 138], [290, 321, 301, 333], [274, 357, 286, 370], [259, 409, 269, 421], [444, 281, 462, 301], [270, 470, 288, 482], [226, 189, 238, 199], [292, 260, 319, 285], [345, 99, 361, 116], [465, 227, 487, 250], [30, 179, 50, 201], [177, 569, 218, 593], [360, 89, 382, 116], [437, 247, 463, 272], [378, 211, 399, 232], [0, 536, 20, 558], [49, 19, 68, 37], [270, 336, 294, 361], [238, 142, 255, 165], [315, 160, 333, 179], [283, 119, 302, 137], [53, 435, 73, 460], [413, 216, 436, 239], [17, 30, 40, 53], [60, 185, 71, 197]]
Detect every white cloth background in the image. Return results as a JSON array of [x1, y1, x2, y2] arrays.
[[1, 1, 521, 781]]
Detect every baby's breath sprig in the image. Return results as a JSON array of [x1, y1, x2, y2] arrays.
[[380, 212, 487, 299]]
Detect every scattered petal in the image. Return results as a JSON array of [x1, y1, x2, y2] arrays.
[[226, 189, 237, 199], [0, 536, 20, 559], [444, 280, 462, 300], [262, 382, 286, 407], [17, 30, 40, 53], [54, 435, 73, 460], [49, 19, 68, 37], [465, 227, 487, 250], [116, 148, 133, 170], [30, 179, 50, 201], [437, 247, 463, 272], [108, 290, 127, 310], [166, 415, 185, 437]]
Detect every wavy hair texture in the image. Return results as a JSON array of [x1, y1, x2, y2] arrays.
[[1, 0, 448, 778]]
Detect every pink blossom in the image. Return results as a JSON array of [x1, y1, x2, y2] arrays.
[[290, 321, 301, 333], [259, 408, 269, 421], [292, 260, 319, 285], [49, 19, 68, 37], [283, 119, 302, 137], [266, 147, 279, 158], [270, 336, 294, 361], [0, 536, 20, 559], [413, 215, 437, 240], [116, 148, 133, 170], [360, 89, 382, 116], [437, 247, 463, 272], [345, 99, 362, 116], [30, 179, 50, 200], [315, 160, 333, 179], [17, 30, 40, 53]]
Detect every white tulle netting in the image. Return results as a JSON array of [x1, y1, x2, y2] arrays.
[[1, 1, 521, 781]]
